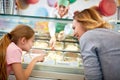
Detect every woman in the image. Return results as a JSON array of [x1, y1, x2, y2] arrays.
[[48, 0, 73, 49], [0, 24, 45, 80], [72, 6, 120, 80]]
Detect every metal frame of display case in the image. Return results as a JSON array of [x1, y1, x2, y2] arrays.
[[30, 70, 84, 80], [0, 14, 73, 23], [10, 70, 84, 80]]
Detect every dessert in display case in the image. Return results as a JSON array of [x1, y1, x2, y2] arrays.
[[0, 14, 84, 80]]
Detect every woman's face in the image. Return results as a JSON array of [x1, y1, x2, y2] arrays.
[[72, 20, 85, 40], [58, 5, 68, 17]]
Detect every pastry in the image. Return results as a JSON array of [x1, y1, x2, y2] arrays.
[[54, 42, 63, 50], [64, 52, 80, 62], [65, 43, 79, 51], [33, 40, 48, 49]]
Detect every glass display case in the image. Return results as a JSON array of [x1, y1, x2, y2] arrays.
[[0, 0, 118, 80], [0, 14, 84, 80]]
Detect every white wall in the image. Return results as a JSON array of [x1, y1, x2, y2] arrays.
[[18, 0, 116, 21], [18, 0, 100, 16]]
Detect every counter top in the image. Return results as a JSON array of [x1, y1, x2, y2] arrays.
[[22, 63, 84, 80]]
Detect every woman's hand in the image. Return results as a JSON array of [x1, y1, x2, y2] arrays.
[[49, 36, 56, 50], [57, 31, 65, 41]]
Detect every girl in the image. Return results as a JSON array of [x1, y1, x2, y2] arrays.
[[0, 24, 45, 80]]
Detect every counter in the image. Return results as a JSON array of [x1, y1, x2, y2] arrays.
[[22, 63, 84, 80]]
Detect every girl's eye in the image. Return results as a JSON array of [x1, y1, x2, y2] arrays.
[[32, 40, 35, 42], [72, 26, 75, 30]]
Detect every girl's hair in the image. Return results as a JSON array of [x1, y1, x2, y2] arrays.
[[73, 6, 113, 30], [0, 24, 34, 80]]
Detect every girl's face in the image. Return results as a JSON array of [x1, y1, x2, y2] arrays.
[[21, 35, 35, 52], [72, 20, 86, 40], [58, 5, 68, 17]]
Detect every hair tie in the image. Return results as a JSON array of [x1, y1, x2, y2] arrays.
[[7, 33, 12, 39]]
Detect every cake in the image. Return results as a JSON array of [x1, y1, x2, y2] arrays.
[[64, 43, 79, 51], [33, 40, 48, 49]]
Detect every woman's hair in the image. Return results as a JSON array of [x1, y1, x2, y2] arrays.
[[73, 6, 113, 30], [0, 24, 34, 80]]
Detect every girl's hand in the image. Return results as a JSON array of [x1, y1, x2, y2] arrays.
[[33, 53, 46, 62]]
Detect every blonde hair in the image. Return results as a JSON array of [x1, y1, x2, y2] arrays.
[[0, 24, 34, 80], [73, 6, 113, 30]]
